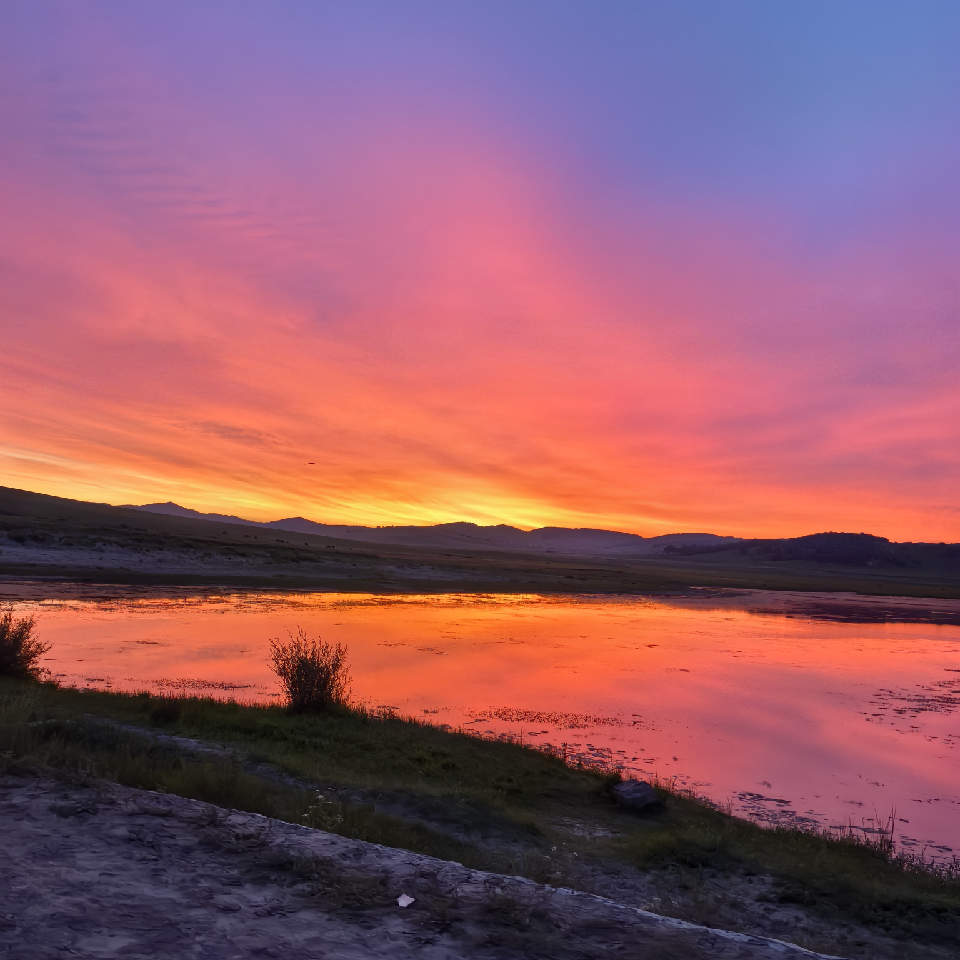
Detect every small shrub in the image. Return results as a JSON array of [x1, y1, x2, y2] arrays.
[[269, 628, 351, 712], [0, 612, 50, 679], [302, 789, 344, 831]]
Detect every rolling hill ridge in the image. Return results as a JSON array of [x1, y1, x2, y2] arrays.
[[123, 501, 739, 556]]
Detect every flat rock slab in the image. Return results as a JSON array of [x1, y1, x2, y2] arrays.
[[0, 774, 844, 960]]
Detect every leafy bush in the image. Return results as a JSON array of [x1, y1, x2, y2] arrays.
[[0, 612, 50, 679], [269, 628, 351, 712]]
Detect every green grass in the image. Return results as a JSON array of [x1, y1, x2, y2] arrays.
[[622, 795, 960, 942], [2, 677, 960, 945], [10, 681, 600, 814], [0, 682, 489, 870]]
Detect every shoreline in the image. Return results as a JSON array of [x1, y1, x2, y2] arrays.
[[4, 575, 960, 625], [2, 680, 959, 958]]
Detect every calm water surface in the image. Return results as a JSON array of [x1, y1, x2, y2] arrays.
[[11, 587, 960, 858]]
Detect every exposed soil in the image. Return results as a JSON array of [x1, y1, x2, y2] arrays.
[[0, 773, 846, 960], [0, 537, 475, 586], [71, 719, 960, 960]]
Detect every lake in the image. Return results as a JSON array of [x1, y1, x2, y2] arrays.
[[7, 584, 960, 860]]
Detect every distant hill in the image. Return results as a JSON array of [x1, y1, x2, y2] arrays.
[[124, 502, 740, 557], [758, 532, 918, 567], [120, 502, 263, 527], [3, 486, 957, 598]]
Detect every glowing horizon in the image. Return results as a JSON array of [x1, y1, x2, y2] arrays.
[[2, 3, 959, 541]]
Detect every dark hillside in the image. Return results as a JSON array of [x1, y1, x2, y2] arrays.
[[760, 532, 916, 566], [1, 486, 958, 599], [128, 502, 739, 557]]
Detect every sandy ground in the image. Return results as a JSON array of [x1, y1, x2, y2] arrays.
[[0, 537, 282, 575], [0, 538, 466, 582], [0, 773, 849, 960]]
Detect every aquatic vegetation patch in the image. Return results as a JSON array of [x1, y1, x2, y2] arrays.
[[467, 707, 623, 728]]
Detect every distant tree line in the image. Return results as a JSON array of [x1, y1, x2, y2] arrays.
[[659, 532, 960, 567], [757, 532, 917, 566]]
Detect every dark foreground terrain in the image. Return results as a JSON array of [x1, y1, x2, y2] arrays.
[[2, 776, 838, 960], [2, 487, 958, 599], [2, 680, 959, 959]]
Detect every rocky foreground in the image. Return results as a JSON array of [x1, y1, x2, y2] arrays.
[[0, 774, 840, 960]]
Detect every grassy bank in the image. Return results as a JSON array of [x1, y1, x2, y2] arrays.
[[1, 678, 959, 947]]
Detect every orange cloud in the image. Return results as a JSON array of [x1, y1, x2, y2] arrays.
[[1, 53, 958, 541]]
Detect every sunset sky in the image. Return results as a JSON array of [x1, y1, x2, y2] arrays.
[[2, 2, 958, 539]]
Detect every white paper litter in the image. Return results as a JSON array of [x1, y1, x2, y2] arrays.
[[397, 894, 415, 908]]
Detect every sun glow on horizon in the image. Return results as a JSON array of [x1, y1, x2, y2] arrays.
[[1, 4, 958, 542]]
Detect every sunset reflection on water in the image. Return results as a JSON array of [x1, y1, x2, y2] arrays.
[[14, 588, 960, 858]]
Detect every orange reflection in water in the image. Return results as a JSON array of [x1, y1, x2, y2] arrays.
[[18, 590, 960, 858]]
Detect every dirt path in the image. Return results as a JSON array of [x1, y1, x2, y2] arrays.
[[0, 774, 845, 960]]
